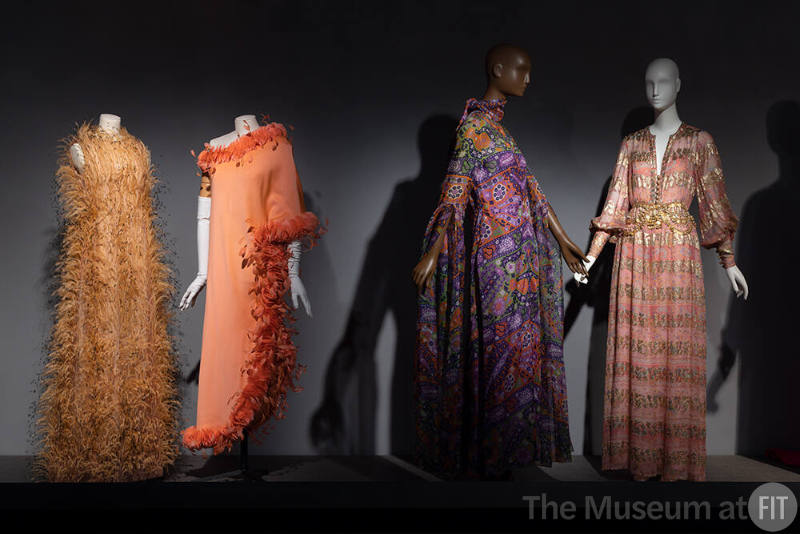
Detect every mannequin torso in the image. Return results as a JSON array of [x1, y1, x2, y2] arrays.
[[578, 58, 748, 300]]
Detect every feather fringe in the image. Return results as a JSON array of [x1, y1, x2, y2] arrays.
[[196, 123, 288, 174], [182, 211, 323, 454], [34, 124, 180, 482]]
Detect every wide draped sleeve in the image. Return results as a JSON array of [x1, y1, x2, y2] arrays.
[[417, 115, 478, 330], [695, 131, 738, 268], [589, 138, 631, 257], [414, 114, 481, 474], [526, 169, 551, 227]]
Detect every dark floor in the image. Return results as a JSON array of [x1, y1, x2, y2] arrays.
[[2, 456, 798, 532], [3, 454, 799, 483]]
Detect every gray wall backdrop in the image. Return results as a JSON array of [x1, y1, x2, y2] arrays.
[[2, 1, 798, 457]]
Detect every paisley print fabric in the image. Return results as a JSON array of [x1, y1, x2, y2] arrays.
[[414, 98, 572, 479]]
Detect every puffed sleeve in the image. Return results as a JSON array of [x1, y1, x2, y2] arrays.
[[695, 132, 738, 268], [588, 138, 631, 257]]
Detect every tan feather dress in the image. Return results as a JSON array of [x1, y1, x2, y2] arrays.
[[36, 124, 179, 482]]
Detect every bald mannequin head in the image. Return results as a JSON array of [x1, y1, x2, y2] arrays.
[[645, 58, 681, 111], [484, 44, 531, 98]]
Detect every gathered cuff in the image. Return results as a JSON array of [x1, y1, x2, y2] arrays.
[[590, 214, 627, 235], [715, 238, 736, 268]]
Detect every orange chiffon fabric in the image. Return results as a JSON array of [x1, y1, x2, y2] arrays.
[[182, 125, 320, 454]]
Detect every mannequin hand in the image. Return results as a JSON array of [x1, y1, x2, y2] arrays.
[[560, 239, 590, 276], [179, 274, 207, 310], [412, 251, 437, 292], [290, 275, 312, 317], [725, 265, 749, 300], [574, 255, 596, 285]]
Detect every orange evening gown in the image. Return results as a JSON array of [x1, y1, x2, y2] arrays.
[[182, 124, 321, 454]]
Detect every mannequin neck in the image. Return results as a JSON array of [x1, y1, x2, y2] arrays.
[[235, 115, 260, 136], [98, 113, 121, 134], [482, 85, 506, 102], [650, 104, 681, 134]]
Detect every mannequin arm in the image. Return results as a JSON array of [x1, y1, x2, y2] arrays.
[[288, 240, 312, 317], [546, 208, 588, 275], [179, 195, 211, 310]]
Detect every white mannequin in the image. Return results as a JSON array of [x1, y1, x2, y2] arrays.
[[179, 115, 312, 316], [576, 59, 748, 300], [69, 113, 121, 171]]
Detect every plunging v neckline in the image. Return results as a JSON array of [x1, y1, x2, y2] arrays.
[[647, 122, 683, 202], [648, 122, 683, 177]]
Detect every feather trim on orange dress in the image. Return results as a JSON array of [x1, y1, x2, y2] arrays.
[[182, 123, 322, 454]]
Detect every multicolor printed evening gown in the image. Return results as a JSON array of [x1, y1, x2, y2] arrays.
[[415, 98, 572, 478], [589, 123, 738, 481]]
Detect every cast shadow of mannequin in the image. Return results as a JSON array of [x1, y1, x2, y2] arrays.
[[309, 115, 458, 457], [561, 107, 653, 462], [707, 100, 800, 462]]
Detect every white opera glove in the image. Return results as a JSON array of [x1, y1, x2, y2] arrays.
[[180, 196, 211, 310], [725, 265, 749, 300], [287, 240, 312, 317], [573, 255, 596, 285]]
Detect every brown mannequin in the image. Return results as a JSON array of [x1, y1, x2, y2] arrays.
[[412, 44, 588, 291]]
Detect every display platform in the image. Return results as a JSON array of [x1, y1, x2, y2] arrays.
[[2, 455, 798, 532]]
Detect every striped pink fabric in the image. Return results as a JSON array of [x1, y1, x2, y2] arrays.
[[589, 123, 738, 481]]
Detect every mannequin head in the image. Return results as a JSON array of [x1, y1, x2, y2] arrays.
[[644, 58, 681, 111], [485, 44, 531, 98]]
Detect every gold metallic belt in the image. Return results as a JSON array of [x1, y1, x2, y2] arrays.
[[623, 201, 694, 236]]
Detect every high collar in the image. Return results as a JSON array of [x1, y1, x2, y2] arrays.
[[460, 97, 506, 124]]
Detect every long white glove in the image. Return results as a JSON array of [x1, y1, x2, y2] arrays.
[[574, 255, 596, 285], [288, 240, 312, 317], [180, 196, 211, 310]]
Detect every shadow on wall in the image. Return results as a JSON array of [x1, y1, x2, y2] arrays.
[[561, 107, 653, 456], [309, 114, 459, 456], [708, 100, 800, 458]]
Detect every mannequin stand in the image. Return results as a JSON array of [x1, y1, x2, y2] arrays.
[[184, 429, 267, 481], [237, 428, 269, 481], [240, 428, 249, 472]]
